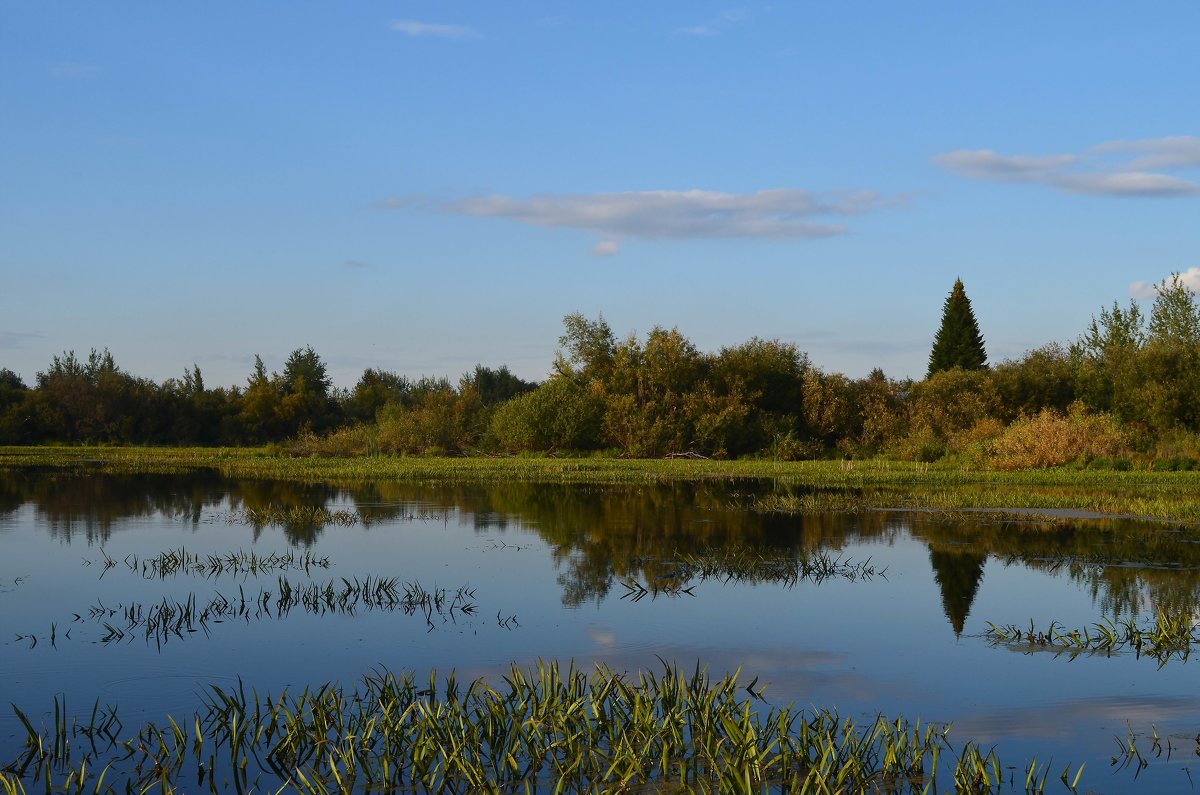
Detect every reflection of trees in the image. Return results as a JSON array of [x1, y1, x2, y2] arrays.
[[1, 471, 341, 545], [928, 548, 986, 636], [7, 471, 1200, 631], [8, 472, 230, 544]]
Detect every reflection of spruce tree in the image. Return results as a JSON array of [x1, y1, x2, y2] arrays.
[[928, 547, 987, 637]]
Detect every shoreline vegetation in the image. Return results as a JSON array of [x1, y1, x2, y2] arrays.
[[4, 446, 1200, 524], [4, 277, 1200, 471]]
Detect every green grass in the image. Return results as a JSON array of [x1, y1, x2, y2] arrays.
[[2, 660, 1090, 794], [985, 611, 1200, 665], [5, 445, 1200, 523]]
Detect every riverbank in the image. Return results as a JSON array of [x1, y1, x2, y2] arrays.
[[4, 446, 1200, 524]]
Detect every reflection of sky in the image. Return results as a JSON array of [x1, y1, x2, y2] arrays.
[[2, 476, 1200, 793]]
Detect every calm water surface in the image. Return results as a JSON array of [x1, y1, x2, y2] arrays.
[[2, 471, 1199, 792]]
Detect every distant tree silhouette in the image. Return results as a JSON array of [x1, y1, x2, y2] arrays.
[[928, 278, 987, 376]]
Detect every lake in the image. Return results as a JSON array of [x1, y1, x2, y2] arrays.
[[2, 470, 1199, 792]]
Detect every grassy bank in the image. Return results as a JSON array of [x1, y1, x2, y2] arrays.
[[4, 446, 1200, 524]]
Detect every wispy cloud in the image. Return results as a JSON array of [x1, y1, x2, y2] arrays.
[[935, 136, 1200, 197], [1093, 136, 1200, 170], [343, 259, 369, 269], [590, 240, 620, 257], [392, 19, 480, 40], [0, 331, 43, 350], [1130, 266, 1200, 299], [674, 8, 746, 36], [50, 62, 99, 79], [433, 188, 898, 243], [374, 196, 427, 209]]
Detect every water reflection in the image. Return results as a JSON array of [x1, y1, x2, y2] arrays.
[[3, 471, 1199, 635]]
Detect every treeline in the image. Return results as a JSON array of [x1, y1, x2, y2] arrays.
[[3, 276, 1200, 467], [0, 347, 535, 449]]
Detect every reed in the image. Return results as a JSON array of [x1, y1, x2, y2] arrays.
[[230, 506, 362, 527], [985, 611, 1199, 664], [102, 547, 331, 580], [1, 660, 1093, 794], [620, 549, 883, 600], [72, 578, 477, 648]]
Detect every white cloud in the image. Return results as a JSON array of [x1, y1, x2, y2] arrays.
[[1130, 267, 1200, 299], [392, 20, 480, 40], [440, 188, 897, 241], [936, 137, 1200, 197], [590, 240, 619, 257]]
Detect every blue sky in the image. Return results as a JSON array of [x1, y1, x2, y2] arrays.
[[2, 2, 1198, 389]]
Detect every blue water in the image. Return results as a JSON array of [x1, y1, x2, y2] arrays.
[[1, 472, 1198, 792]]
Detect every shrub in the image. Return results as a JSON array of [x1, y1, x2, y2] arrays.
[[989, 404, 1129, 470], [287, 424, 377, 457]]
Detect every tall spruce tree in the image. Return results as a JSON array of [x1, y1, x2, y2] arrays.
[[928, 278, 987, 376]]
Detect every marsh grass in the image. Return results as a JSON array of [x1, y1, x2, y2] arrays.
[[621, 549, 884, 601], [72, 578, 477, 648], [2, 660, 1091, 794], [985, 612, 1199, 665], [230, 505, 363, 527], [98, 547, 331, 580]]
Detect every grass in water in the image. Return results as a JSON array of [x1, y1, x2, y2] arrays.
[[985, 611, 1199, 665], [93, 547, 331, 580], [73, 578, 480, 648], [620, 549, 884, 600], [1, 660, 1093, 794]]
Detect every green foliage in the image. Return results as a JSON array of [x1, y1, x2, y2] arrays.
[[928, 278, 987, 376], [896, 368, 999, 461], [346, 368, 411, 423], [489, 376, 605, 452], [801, 369, 855, 450], [462, 364, 537, 406], [281, 346, 331, 397], [238, 355, 284, 443], [376, 384, 484, 455], [709, 338, 808, 455], [1072, 275, 1200, 432], [554, 312, 615, 385], [990, 344, 1075, 422], [845, 368, 906, 457], [1147, 273, 1200, 346]]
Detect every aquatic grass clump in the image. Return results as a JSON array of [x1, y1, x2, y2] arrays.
[[678, 548, 884, 586], [2, 660, 1087, 794], [985, 611, 1200, 664], [229, 505, 363, 527], [75, 578, 477, 648], [100, 547, 331, 580], [620, 549, 884, 600]]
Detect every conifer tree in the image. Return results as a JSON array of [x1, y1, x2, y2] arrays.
[[928, 278, 987, 376]]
